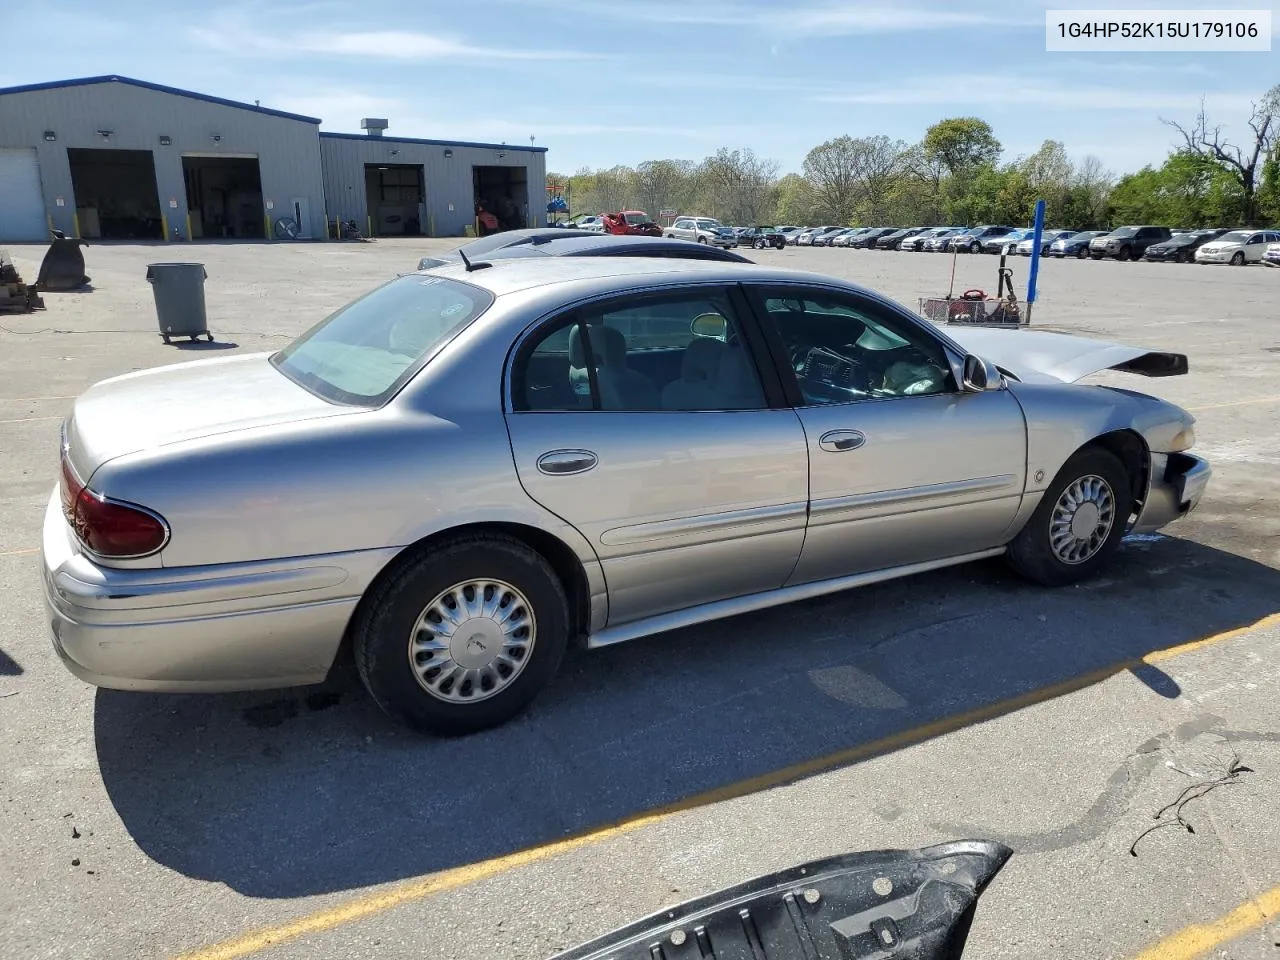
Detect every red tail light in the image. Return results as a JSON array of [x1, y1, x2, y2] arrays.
[[60, 454, 169, 558]]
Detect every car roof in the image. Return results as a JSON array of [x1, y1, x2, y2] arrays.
[[420, 255, 871, 299], [482, 234, 752, 262]]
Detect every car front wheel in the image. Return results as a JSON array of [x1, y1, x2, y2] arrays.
[[353, 533, 570, 735], [1231, 251, 1245, 265], [1006, 447, 1133, 587]]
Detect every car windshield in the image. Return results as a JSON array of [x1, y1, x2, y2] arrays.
[[1217, 231, 1251, 243], [624, 212, 648, 224], [271, 275, 493, 406], [1110, 227, 1139, 237], [697, 220, 721, 229]]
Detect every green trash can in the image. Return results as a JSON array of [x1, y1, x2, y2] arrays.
[[146, 262, 212, 344]]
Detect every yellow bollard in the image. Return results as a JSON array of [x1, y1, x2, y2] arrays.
[[73, 211, 82, 239], [265, 214, 272, 239], [367, 215, 373, 238], [161, 212, 170, 240], [185, 213, 193, 242]]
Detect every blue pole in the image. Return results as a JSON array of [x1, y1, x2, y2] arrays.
[[1026, 199, 1046, 324]]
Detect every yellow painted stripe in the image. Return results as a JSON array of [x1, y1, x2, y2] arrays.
[[1189, 395, 1280, 412], [0, 396, 75, 402], [174, 612, 1279, 960], [0, 547, 39, 557], [1131, 884, 1280, 959]]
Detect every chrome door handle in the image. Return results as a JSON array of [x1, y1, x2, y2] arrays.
[[536, 449, 598, 476], [818, 429, 865, 453]]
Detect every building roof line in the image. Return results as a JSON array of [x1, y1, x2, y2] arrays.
[[319, 131, 547, 153], [0, 75, 323, 124]]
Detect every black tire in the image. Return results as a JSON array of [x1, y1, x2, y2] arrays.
[[1230, 251, 1245, 266], [1090, 252, 1103, 260], [697, 236, 708, 244], [1076, 246, 1089, 259], [1006, 447, 1133, 587], [354, 533, 570, 735], [1178, 249, 1192, 263], [1116, 245, 1131, 261], [969, 240, 981, 254], [161, 333, 171, 344]]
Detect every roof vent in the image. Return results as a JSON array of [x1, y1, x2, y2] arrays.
[[361, 118, 389, 137]]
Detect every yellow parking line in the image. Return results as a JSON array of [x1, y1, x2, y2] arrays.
[[1131, 883, 1280, 959], [175, 610, 1280, 960], [0, 547, 39, 558], [0, 396, 75, 402], [1189, 395, 1280, 412]]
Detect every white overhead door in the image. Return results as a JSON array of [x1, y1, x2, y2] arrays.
[[0, 148, 47, 242]]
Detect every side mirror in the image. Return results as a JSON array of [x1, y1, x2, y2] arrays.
[[690, 312, 728, 341], [962, 354, 1002, 392]]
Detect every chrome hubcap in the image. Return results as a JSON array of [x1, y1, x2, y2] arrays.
[[1049, 475, 1116, 564], [408, 579, 535, 703]]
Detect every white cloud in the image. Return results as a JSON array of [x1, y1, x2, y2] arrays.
[[504, 0, 1040, 33], [813, 77, 1257, 113], [190, 26, 605, 61]]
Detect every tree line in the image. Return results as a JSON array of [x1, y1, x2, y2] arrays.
[[550, 85, 1280, 230]]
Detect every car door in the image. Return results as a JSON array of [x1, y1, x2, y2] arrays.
[[1245, 231, 1269, 262], [742, 283, 1028, 585], [504, 285, 808, 627]]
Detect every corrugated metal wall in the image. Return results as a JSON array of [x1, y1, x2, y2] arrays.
[[0, 80, 326, 240], [319, 134, 547, 238]]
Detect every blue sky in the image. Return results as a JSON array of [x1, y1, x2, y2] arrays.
[[3, 0, 1277, 178]]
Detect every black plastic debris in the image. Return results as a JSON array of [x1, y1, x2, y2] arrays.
[[36, 231, 91, 291], [549, 840, 1012, 960]]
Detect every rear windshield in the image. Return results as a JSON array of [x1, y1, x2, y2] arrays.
[[271, 275, 493, 406]]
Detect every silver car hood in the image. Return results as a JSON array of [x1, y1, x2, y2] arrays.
[[66, 352, 356, 476], [944, 327, 1188, 384]]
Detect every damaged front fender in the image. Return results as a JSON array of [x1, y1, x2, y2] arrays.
[[549, 840, 1012, 960]]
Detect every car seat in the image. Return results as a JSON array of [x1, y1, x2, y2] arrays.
[[661, 336, 725, 410], [568, 324, 661, 410]]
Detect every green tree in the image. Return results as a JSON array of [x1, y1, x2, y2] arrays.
[[923, 117, 1002, 175], [1163, 85, 1280, 224], [773, 173, 819, 225], [802, 136, 864, 224]]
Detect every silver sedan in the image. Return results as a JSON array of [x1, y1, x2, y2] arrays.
[[44, 259, 1211, 734]]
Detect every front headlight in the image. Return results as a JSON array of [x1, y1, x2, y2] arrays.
[[1168, 423, 1196, 452]]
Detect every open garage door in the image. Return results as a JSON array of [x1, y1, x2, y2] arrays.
[[473, 165, 528, 234], [364, 164, 424, 236], [0, 148, 47, 242], [182, 155, 265, 239], [67, 148, 163, 240]]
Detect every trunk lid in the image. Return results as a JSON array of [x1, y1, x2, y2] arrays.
[[65, 352, 359, 477], [944, 327, 1188, 384]]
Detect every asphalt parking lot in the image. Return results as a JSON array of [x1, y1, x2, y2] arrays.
[[1, 238, 1278, 960]]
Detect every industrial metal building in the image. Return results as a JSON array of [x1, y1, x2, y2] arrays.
[[0, 75, 547, 243]]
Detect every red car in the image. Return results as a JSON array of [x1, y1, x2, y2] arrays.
[[601, 210, 663, 237]]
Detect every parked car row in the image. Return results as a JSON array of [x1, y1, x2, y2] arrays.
[[764, 222, 1280, 265]]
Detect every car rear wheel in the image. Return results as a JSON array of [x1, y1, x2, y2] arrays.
[[1230, 251, 1245, 266], [1006, 447, 1132, 587], [1076, 247, 1089, 259], [354, 533, 570, 735]]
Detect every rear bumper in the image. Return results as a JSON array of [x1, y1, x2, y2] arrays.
[[40, 489, 396, 692], [1132, 453, 1212, 534]]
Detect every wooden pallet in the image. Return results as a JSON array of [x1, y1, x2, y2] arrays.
[[0, 250, 46, 312]]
